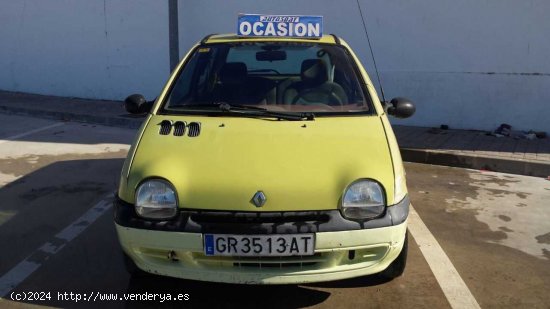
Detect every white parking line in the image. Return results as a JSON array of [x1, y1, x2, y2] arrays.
[[408, 205, 481, 309], [0, 122, 65, 145], [0, 196, 112, 297]]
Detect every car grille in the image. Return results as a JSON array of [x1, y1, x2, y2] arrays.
[[190, 211, 331, 225], [137, 245, 390, 273], [192, 252, 327, 269]]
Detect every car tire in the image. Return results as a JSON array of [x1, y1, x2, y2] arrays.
[[380, 231, 408, 279], [122, 252, 149, 277]]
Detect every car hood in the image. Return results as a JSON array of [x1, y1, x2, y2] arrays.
[[122, 114, 394, 212]]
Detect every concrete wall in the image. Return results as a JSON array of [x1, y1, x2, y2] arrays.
[[179, 0, 550, 132], [0, 0, 169, 101], [370, 0, 550, 132], [1, 1, 549, 132]]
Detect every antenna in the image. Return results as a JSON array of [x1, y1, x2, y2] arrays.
[[356, 0, 386, 103]]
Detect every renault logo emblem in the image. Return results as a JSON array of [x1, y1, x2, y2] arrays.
[[251, 191, 267, 207]]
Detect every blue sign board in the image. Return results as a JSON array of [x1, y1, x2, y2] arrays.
[[237, 14, 323, 38], [204, 234, 214, 256]]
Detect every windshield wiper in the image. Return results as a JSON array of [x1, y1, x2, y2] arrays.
[[218, 102, 267, 112], [217, 102, 315, 121], [170, 102, 267, 111], [168, 102, 315, 121], [170, 103, 219, 109]]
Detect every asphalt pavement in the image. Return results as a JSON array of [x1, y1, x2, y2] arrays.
[[0, 114, 549, 308]]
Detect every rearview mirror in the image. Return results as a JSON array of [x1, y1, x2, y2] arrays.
[[385, 97, 415, 119], [124, 94, 153, 114], [256, 50, 287, 61]]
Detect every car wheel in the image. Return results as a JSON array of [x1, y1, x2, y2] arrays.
[[122, 252, 149, 277], [380, 231, 408, 279]]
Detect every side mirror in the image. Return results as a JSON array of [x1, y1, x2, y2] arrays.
[[124, 94, 153, 114], [385, 97, 415, 119]]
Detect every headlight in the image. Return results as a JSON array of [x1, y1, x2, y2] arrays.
[[135, 179, 178, 219], [341, 179, 385, 220]]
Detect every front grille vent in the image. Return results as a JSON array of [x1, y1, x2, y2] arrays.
[[193, 253, 326, 270], [191, 211, 331, 225], [158, 120, 199, 137], [173, 121, 186, 136], [158, 120, 172, 135], [188, 122, 201, 137]]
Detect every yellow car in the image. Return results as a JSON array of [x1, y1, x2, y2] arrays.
[[115, 21, 415, 284]]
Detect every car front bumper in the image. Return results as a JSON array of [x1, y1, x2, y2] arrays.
[[114, 196, 409, 284]]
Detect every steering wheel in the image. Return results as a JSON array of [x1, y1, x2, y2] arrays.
[[291, 88, 344, 106]]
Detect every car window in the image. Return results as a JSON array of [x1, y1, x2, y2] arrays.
[[163, 42, 373, 115], [226, 45, 323, 74]]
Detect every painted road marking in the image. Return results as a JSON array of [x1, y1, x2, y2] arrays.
[[0, 122, 65, 145], [408, 205, 481, 309], [0, 196, 112, 297]]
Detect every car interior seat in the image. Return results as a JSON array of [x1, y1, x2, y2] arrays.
[[216, 62, 248, 104], [281, 59, 348, 106], [216, 62, 277, 105]]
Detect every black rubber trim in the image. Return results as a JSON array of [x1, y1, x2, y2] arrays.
[[200, 33, 217, 45], [330, 34, 341, 45], [330, 33, 342, 45], [114, 196, 409, 234], [387, 196, 409, 225]]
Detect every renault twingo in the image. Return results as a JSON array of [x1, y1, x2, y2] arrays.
[[115, 27, 415, 284]]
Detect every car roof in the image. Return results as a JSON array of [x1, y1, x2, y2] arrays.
[[201, 33, 341, 45]]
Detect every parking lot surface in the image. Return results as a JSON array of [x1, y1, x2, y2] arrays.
[[0, 114, 548, 308]]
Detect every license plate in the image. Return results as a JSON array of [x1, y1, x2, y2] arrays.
[[203, 234, 315, 257]]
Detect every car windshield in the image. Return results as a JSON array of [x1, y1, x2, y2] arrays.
[[161, 42, 372, 115]]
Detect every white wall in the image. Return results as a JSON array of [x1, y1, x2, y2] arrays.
[[0, 0, 169, 101], [179, 0, 550, 132], [1, 0, 549, 132]]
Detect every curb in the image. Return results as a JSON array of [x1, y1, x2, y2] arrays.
[[400, 148, 550, 178], [0, 105, 143, 129]]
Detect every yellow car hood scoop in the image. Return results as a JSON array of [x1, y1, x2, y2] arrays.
[[127, 115, 394, 212], [158, 120, 202, 137]]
